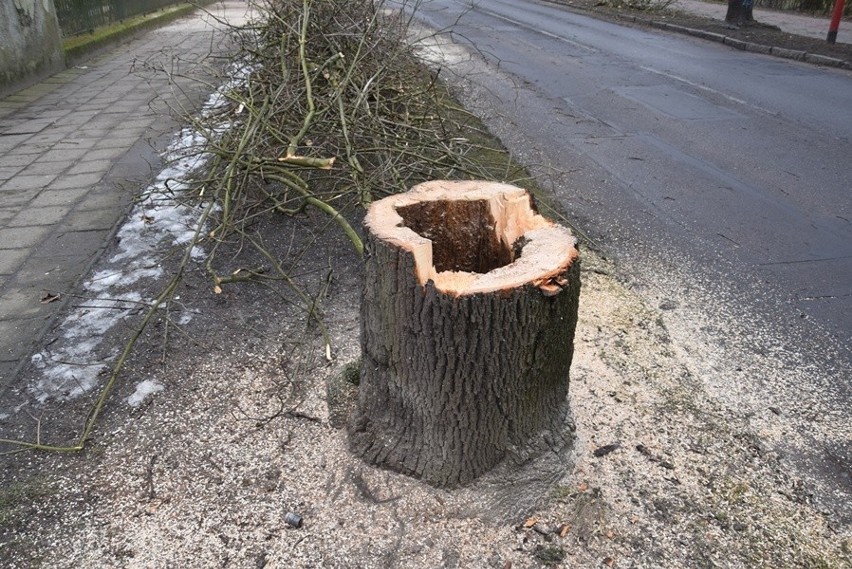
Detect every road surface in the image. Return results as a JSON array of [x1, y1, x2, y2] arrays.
[[408, 0, 851, 367]]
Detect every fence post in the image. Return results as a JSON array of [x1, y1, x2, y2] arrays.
[[827, 0, 845, 43]]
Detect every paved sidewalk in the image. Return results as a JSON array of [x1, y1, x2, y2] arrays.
[[0, 2, 251, 384], [675, 0, 852, 44]]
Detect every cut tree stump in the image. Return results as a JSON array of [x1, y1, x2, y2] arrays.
[[349, 180, 580, 487]]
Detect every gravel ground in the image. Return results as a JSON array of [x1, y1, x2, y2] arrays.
[[1, 2, 850, 568]]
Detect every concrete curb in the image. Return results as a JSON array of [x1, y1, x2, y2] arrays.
[[639, 15, 849, 68], [542, 0, 851, 70]]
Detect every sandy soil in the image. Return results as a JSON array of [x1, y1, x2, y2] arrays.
[[1, 201, 849, 567]]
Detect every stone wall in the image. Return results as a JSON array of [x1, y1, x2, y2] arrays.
[[0, 0, 64, 97]]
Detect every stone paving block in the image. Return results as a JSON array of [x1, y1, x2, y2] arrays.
[[118, 96, 156, 108], [1, 154, 38, 168], [0, 226, 53, 249], [5, 144, 44, 157], [54, 111, 99, 127], [76, 104, 108, 113], [40, 148, 90, 162], [47, 173, 105, 191], [65, 207, 121, 232], [0, 286, 51, 320], [73, 128, 113, 142], [74, 189, 131, 212], [32, 110, 72, 121], [0, 188, 40, 208], [2, 95, 36, 105], [0, 318, 46, 362], [0, 166, 24, 181], [119, 118, 156, 131], [17, 160, 74, 177], [0, 249, 29, 275], [84, 147, 131, 161], [31, 229, 109, 259], [17, 83, 60, 99], [0, 134, 35, 153], [48, 69, 83, 81], [0, 174, 57, 191], [65, 160, 114, 176], [13, 255, 87, 289], [1, 120, 55, 136], [53, 138, 100, 150], [95, 136, 146, 151], [115, 127, 152, 141], [102, 103, 151, 116], [27, 188, 89, 208], [7, 206, 68, 227], [82, 119, 125, 133], [89, 95, 131, 107], [26, 130, 75, 147], [0, 101, 25, 112]]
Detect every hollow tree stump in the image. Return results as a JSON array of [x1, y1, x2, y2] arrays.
[[349, 180, 580, 487]]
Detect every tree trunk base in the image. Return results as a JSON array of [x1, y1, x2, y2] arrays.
[[349, 181, 581, 487]]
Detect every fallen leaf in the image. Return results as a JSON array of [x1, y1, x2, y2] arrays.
[[559, 524, 570, 537], [141, 214, 155, 224], [40, 292, 61, 304], [523, 517, 538, 528], [603, 557, 615, 567]]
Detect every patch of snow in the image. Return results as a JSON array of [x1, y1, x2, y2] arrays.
[[177, 310, 196, 326], [410, 32, 471, 67], [28, 62, 253, 405], [127, 380, 164, 407]]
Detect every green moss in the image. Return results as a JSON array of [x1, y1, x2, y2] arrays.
[[326, 361, 362, 429], [533, 546, 566, 564], [0, 480, 51, 528], [62, 2, 215, 65], [343, 360, 361, 386]]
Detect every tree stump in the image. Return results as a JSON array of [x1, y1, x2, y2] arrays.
[[349, 180, 580, 487]]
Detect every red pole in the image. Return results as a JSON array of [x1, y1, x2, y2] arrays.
[[827, 0, 845, 43]]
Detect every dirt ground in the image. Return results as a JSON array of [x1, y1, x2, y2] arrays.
[[1, 2, 851, 568]]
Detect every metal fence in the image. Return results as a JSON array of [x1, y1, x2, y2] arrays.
[[54, 0, 185, 37]]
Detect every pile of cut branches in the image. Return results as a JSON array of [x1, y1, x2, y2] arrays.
[[195, 0, 520, 288]]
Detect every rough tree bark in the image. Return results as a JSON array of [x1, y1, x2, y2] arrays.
[[725, 0, 754, 26], [349, 181, 581, 487]]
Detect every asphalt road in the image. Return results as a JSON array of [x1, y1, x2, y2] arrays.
[[408, 0, 852, 364]]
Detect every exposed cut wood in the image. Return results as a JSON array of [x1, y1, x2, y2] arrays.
[[363, 180, 579, 296]]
